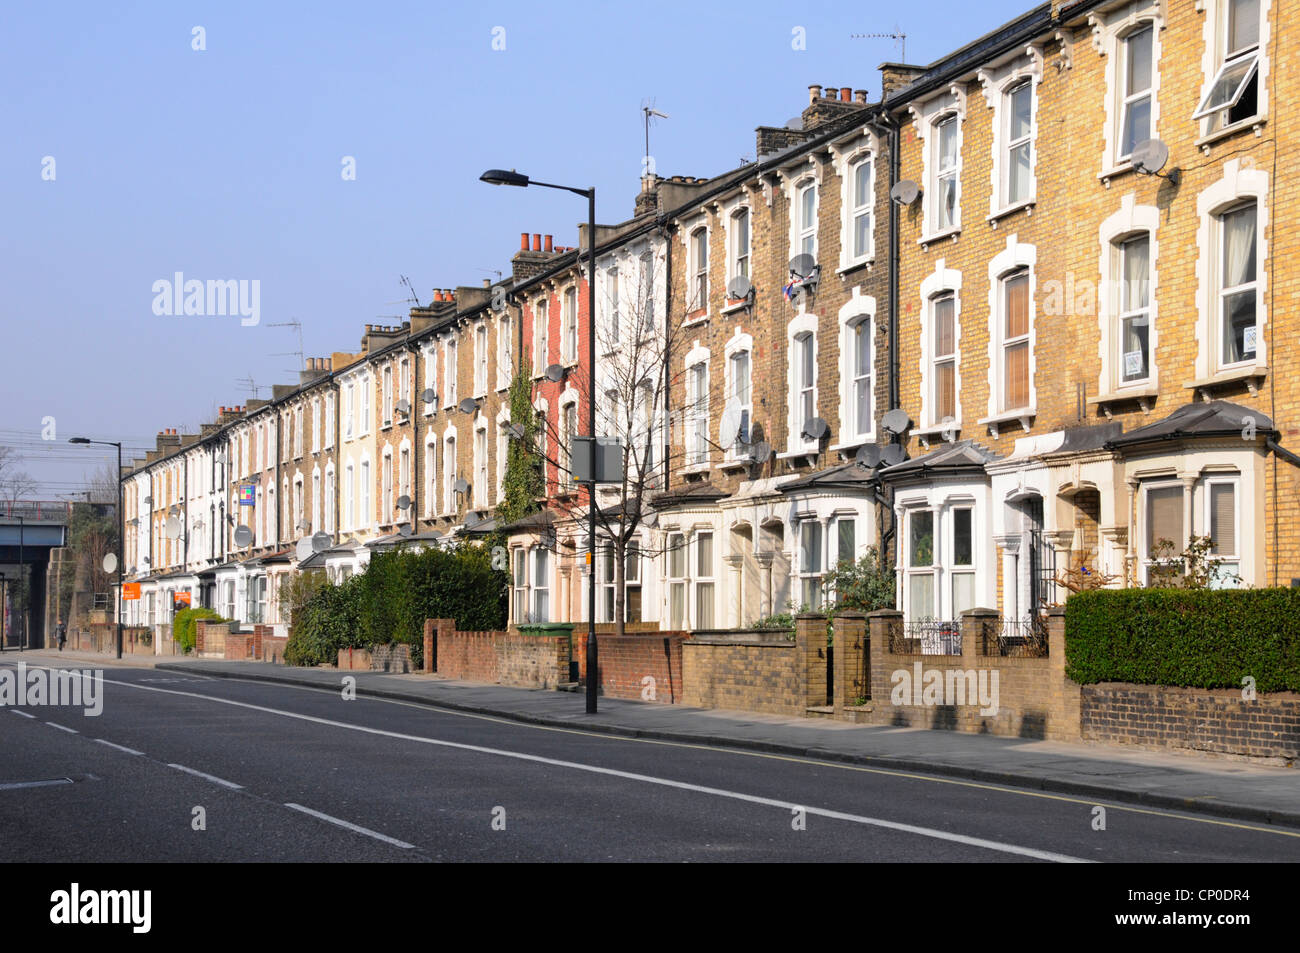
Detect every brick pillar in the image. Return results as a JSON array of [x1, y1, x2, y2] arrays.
[[195, 620, 206, 654], [962, 607, 999, 658], [1047, 605, 1081, 740], [433, 618, 455, 674], [867, 609, 901, 705], [832, 611, 867, 710], [795, 612, 828, 709], [252, 624, 265, 660], [423, 619, 435, 674]]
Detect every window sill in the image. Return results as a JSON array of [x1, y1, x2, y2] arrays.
[[677, 463, 711, 477], [1183, 364, 1268, 397], [776, 447, 818, 464], [828, 436, 877, 456], [682, 310, 711, 328], [835, 259, 873, 277], [919, 227, 961, 248], [986, 200, 1034, 226], [977, 408, 1035, 437], [1098, 161, 1137, 187], [1196, 116, 1266, 152], [1088, 385, 1159, 416], [721, 299, 750, 315], [719, 454, 754, 472]]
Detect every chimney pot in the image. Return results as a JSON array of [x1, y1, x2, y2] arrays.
[[544, 235, 553, 253], [855, 89, 868, 104], [532, 233, 541, 251], [808, 84, 821, 104], [520, 232, 529, 250], [841, 86, 851, 102], [433, 290, 442, 302], [482, 278, 490, 288], [825, 85, 836, 98]]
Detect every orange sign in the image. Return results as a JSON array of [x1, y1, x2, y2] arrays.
[[123, 582, 141, 601], [173, 591, 192, 608]]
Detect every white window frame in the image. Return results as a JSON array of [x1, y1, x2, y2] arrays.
[[533, 299, 549, 376], [1193, 0, 1268, 133], [1216, 200, 1259, 370], [561, 286, 578, 364], [444, 336, 458, 406], [726, 204, 751, 283], [475, 323, 489, 396], [1203, 476, 1241, 588], [836, 290, 877, 447], [1091, 3, 1164, 178], [423, 434, 436, 519], [797, 519, 824, 610], [784, 313, 819, 455], [1097, 195, 1161, 400], [695, 530, 716, 628], [689, 226, 709, 313], [474, 423, 488, 509], [1140, 480, 1186, 585], [981, 237, 1037, 431]]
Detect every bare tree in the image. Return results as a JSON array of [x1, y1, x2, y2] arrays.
[[0, 446, 35, 506], [520, 246, 709, 636]]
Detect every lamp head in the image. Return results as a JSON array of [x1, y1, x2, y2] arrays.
[[480, 169, 530, 187]]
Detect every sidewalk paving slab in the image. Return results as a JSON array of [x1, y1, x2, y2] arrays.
[[137, 657, 1300, 830]]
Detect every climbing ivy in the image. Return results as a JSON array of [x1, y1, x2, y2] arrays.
[[495, 373, 544, 528]]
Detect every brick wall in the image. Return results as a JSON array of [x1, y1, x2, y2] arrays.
[[573, 630, 689, 703], [681, 636, 804, 715], [1081, 684, 1300, 762], [428, 618, 570, 689], [225, 630, 255, 661], [260, 634, 289, 663], [195, 620, 229, 658], [860, 608, 1080, 741], [336, 647, 374, 671], [371, 643, 414, 673]]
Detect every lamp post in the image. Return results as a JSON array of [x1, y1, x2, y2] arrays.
[[481, 168, 599, 714], [69, 437, 123, 659]]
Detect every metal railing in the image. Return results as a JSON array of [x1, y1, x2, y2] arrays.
[[983, 614, 1050, 658], [0, 500, 73, 521], [894, 619, 962, 655]]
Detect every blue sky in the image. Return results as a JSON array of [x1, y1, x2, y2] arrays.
[[0, 0, 1036, 495]]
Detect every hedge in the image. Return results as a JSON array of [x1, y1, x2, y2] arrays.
[[172, 607, 226, 655], [284, 543, 508, 669], [1065, 588, 1300, 692]]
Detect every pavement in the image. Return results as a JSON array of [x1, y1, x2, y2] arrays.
[[28, 650, 1275, 831]]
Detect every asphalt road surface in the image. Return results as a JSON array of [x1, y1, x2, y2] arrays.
[[2, 658, 1298, 862]]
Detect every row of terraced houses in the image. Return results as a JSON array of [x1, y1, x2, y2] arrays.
[[121, 0, 1300, 647]]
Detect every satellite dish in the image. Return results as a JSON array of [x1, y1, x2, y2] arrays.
[[164, 517, 182, 539], [718, 403, 742, 450], [544, 364, 566, 383], [881, 408, 911, 435], [143, 496, 152, 505], [789, 254, 816, 279], [1130, 138, 1169, 176], [233, 524, 253, 547], [398, 524, 413, 538], [726, 275, 753, 301], [395, 494, 411, 510], [395, 398, 411, 415], [890, 179, 921, 206], [855, 444, 881, 468], [454, 478, 471, 494], [751, 441, 772, 464], [295, 538, 313, 562], [458, 397, 478, 415], [311, 531, 332, 552], [880, 444, 906, 466], [784, 116, 803, 131], [800, 417, 829, 442], [421, 388, 437, 404], [102, 552, 118, 574], [506, 422, 525, 440]]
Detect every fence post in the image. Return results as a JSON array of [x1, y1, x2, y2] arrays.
[[795, 612, 828, 709], [832, 611, 867, 710]]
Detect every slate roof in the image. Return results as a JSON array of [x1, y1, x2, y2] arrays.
[[1106, 400, 1273, 448]]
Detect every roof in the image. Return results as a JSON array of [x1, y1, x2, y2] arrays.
[[1106, 400, 1273, 449], [779, 460, 878, 493], [878, 440, 999, 480], [1053, 421, 1124, 454], [496, 509, 557, 534], [649, 482, 728, 508]]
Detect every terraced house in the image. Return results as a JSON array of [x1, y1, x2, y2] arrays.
[[882, 0, 1300, 637], [120, 0, 1299, 653]]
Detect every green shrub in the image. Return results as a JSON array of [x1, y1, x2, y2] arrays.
[[284, 543, 508, 668], [172, 607, 225, 654], [1065, 587, 1300, 692]]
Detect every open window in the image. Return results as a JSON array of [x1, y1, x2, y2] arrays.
[[1194, 0, 1262, 128]]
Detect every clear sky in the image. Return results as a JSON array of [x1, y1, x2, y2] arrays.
[[0, 0, 1038, 496]]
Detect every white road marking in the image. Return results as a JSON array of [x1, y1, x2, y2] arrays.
[[95, 739, 144, 756], [45, 721, 78, 734], [283, 803, 415, 849], [0, 778, 74, 791], [9, 710, 35, 719], [166, 763, 243, 790], [99, 675, 1091, 863]]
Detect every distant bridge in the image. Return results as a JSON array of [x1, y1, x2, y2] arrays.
[[0, 501, 72, 649]]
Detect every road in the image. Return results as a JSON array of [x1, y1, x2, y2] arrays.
[[2, 658, 1298, 862]]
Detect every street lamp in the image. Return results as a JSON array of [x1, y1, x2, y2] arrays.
[[481, 167, 600, 715], [69, 437, 123, 660]]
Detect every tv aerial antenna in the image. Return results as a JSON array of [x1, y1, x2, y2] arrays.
[[235, 375, 267, 398], [851, 28, 907, 63], [399, 274, 421, 308], [642, 99, 669, 173], [266, 318, 305, 371]]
